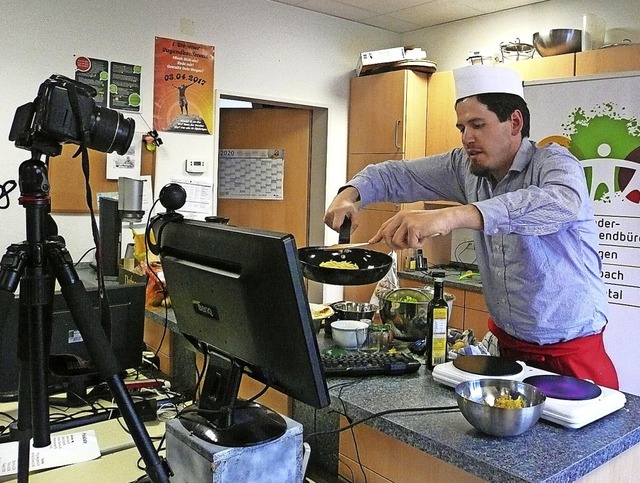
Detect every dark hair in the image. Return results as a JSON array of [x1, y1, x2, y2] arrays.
[[458, 93, 530, 138]]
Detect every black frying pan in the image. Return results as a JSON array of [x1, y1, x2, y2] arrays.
[[298, 219, 393, 286]]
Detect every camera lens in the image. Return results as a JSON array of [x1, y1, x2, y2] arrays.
[[91, 107, 136, 155]]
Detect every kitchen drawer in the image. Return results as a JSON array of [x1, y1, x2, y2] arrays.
[[465, 291, 488, 312], [339, 416, 483, 483], [464, 308, 490, 339], [446, 286, 465, 309], [239, 375, 291, 417]]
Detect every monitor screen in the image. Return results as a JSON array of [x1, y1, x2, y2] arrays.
[[0, 281, 146, 402], [156, 218, 329, 446]]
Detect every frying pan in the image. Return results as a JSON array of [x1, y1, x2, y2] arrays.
[[298, 219, 393, 286]]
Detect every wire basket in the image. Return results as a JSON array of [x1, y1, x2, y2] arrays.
[[500, 38, 534, 62]]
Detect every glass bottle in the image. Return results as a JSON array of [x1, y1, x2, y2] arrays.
[[426, 271, 448, 369]]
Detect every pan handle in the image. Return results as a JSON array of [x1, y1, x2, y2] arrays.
[[338, 218, 352, 245]]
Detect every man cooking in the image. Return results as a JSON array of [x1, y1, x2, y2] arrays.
[[324, 64, 619, 389]]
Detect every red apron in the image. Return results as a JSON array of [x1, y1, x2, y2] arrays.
[[488, 318, 619, 390]]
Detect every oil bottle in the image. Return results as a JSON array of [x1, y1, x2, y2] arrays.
[[426, 271, 448, 369]]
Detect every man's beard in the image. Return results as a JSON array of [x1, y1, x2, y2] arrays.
[[469, 162, 491, 179]]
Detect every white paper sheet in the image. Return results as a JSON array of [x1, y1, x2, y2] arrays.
[[0, 430, 101, 476]]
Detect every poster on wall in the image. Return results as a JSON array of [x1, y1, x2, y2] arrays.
[[525, 72, 640, 395], [153, 37, 214, 134], [109, 62, 141, 112], [74, 56, 109, 108]]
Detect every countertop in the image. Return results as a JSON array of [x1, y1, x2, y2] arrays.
[[316, 333, 640, 482], [143, 282, 640, 482], [398, 265, 484, 293]]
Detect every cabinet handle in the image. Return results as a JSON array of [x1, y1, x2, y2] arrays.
[[394, 120, 401, 150]]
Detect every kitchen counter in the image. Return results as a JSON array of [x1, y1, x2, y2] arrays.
[[398, 266, 483, 293], [313, 333, 640, 482], [143, 302, 640, 482]]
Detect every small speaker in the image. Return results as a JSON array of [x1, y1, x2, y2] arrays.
[[99, 197, 120, 277]]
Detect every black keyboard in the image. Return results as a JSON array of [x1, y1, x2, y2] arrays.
[[322, 352, 421, 377]]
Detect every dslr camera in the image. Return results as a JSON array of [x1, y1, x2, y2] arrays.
[[9, 74, 135, 157]]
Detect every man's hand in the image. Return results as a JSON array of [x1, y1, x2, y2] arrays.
[[324, 187, 361, 232], [369, 205, 483, 249]]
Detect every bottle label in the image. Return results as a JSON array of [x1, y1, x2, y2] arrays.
[[431, 307, 448, 366]]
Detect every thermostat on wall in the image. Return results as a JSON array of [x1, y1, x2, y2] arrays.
[[186, 159, 206, 173]]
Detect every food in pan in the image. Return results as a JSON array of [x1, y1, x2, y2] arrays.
[[490, 394, 525, 409], [319, 260, 359, 270]]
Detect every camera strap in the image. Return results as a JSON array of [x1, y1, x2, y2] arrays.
[[66, 83, 113, 338]]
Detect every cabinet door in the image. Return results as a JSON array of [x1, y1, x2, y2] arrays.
[[343, 207, 397, 302], [509, 54, 575, 81], [426, 70, 459, 155], [347, 153, 403, 212], [575, 44, 640, 75], [349, 70, 427, 155]]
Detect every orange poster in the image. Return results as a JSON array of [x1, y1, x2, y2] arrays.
[[154, 37, 214, 134]]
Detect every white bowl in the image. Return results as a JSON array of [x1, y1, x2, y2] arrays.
[[331, 320, 369, 349]]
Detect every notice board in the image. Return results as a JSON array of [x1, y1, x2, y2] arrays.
[[525, 71, 640, 395], [48, 140, 155, 213]]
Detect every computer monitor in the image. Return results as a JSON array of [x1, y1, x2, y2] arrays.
[[0, 281, 146, 403], [154, 218, 330, 447]]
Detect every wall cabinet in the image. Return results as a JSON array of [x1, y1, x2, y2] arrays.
[[344, 70, 430, 302], [575, 44, 640, 75], [349, 69, 428, 155]]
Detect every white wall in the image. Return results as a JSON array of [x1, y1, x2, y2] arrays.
[[402, 0, 640, 72], [401, 0, 640, 264], [0, 0, 398, 263]]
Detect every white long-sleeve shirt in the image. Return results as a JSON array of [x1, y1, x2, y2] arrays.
[[347, 139, 608, 345]]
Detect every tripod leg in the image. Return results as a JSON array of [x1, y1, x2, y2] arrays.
[[1, 242, 53, 482], [48, 242, 171, 483]]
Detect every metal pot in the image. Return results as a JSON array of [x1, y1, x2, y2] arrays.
[[298, 219, 392, 286], [331, 301, 378, 321], [379, 287, 455, 341]]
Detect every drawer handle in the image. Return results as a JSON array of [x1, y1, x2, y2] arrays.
[[394, 120, 401, 149]]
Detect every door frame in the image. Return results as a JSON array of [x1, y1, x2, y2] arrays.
[[214, 89, 328, 302]]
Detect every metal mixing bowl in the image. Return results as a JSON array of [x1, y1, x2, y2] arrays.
[[455, 379, 546, 437], [331, 301, 378, 321], [533, 29, 582, 57]]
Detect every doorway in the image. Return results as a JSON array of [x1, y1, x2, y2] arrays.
[[215, 92, 328, 301]]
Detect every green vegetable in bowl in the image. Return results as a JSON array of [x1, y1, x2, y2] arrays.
[[399, 295, 419, 303]]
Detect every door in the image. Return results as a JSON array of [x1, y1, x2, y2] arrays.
[[218, 107, 312, 246]]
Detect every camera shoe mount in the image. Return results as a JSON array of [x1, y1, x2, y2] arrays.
[[0, 154, 172, 482]]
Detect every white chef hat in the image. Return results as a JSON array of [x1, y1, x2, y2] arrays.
[[453, 65, 524, 101]]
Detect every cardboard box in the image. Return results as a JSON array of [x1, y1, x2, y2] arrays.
[[356, 47, 406, 76]]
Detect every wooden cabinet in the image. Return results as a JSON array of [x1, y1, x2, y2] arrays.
[[425, 70, 458, 155], [349, 70, 428, 155], [344, 70, 430, 302], [338, 416, 483, 483], [575, 44, 640, 75]]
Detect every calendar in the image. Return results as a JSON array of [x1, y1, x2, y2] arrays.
[[218, 149, 285, 200]]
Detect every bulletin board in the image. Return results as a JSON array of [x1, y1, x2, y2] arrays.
[[48, 141, 155, 213]]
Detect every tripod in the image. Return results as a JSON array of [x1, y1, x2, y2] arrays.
[[0, 154, 171, 482]]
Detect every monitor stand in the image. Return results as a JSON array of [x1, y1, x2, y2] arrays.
[[179, 349, 286, 447]]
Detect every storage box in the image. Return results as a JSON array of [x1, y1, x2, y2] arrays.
[[166, 415, 304, 482], [357, 47, 406, 76]]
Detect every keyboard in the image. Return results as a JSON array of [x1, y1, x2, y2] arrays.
[[321, 351, 421, 377]]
